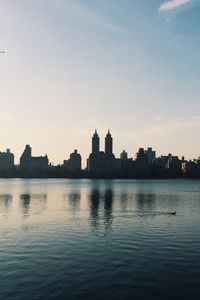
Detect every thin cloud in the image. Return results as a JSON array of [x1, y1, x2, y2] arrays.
[[50, 0, 129, 35], [159, 0, 192, 12]]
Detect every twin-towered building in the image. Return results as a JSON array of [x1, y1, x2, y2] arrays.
[[91, 129, 114, 157], [87, 130, 116, 175]]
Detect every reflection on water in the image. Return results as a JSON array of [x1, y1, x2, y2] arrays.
[[0, 179, 200, 300], [63, 190, 81, 212], [103, 189, 113, 229], [0, 194, 13, 216], [136, 192, 157, 212], [89, 189, 100, 228], [20, 194, 31, 217], [120, 192, 128, 211], [20, 193, 47, 218], [89, 188, 113, 233]]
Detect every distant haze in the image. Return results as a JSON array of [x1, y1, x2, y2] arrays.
[[0, 0, 200, 166]]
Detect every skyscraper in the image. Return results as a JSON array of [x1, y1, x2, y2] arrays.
[[0, 149, 14, 171], [63, 150, 82, 172], [20, 145, 49, 173], [105, 130, 113, 156], [92, 130, 100, 155], [20, 145, 32, 168]]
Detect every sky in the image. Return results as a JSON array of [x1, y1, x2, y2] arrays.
[[0, 0, 200, 166]]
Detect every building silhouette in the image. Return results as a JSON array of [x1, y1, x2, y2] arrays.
[[136, 147, 156, 166], [20, 145, 32, 169], [20, 145, 49, 176], [0, 149, 14, 172], [105, 130, 114, 157], [92, 130, 100, 155], [120, 150, 128, 160], [63, 149, 82, 173], [87, 130, 117, 176], [146, 148, 156, 165]]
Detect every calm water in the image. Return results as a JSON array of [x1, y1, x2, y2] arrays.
[[0, 179, 200, 300]]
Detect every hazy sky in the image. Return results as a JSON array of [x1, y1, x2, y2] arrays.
[[0, 0, 200, 166]]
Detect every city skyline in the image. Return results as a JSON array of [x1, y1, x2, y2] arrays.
[[0, 129, 200, 170], [0, 128, 200, 167], [0, 129, 200, 179], [0, 0, 200, 165], [0, 127, 200, 167]]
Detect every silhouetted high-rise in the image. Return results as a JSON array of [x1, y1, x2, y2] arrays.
[[20, 145, 32, 168], [63, 149, 82, 172], [105, 130, 113, 156], [120, 150, 128, 160], [92, 130, 99, 155], [20, 145, 48, 174], [0, 149, 14, 171]]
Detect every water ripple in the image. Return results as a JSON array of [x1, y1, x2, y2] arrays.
[[0, 179, 200, 299]]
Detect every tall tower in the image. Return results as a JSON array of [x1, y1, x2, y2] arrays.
[[20, 145, 32, 168], [105, 130, 113, 156], [92, 130, 100, 155]]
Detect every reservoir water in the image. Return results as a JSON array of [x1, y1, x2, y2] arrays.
[[0, 179, 200, 300]]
